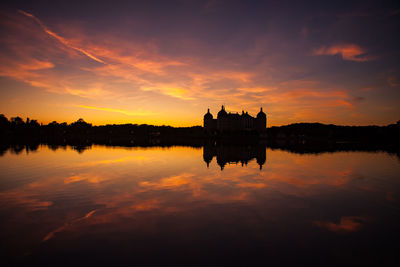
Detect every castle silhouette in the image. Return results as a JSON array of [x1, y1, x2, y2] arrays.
[[204, 106, 266, 132]]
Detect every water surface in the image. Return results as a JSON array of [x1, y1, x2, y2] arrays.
[[0, 145, 399, 265]]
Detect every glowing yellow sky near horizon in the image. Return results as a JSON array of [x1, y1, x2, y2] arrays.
[[0, 9, 399, 127]]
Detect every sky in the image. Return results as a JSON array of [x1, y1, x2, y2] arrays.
[[0, 0, 399, 127]]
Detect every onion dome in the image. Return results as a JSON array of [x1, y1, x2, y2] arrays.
[[257, 107, 266, 119], [204, 108, 213, 120], [217, 105, 228, 118]]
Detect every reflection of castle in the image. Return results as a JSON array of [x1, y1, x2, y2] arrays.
[[203, 144, 267, 170], [204, 106, 267, 132]]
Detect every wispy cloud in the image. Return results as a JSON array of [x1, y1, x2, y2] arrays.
[[18, 10, 105, 64], [387, 76, 400, 87], [313, 44, 375, 62], [0, 58, 55, 88], [78, 105, 156, 116]]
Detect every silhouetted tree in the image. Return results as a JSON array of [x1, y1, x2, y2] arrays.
[[27, 119, 40, 128], [71, 118, 91, 128], [0, 114, 10, 133], [10, 116, 24, 126], [48, 121, 59, 127]]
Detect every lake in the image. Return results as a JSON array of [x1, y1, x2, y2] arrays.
[[1, 144, 399, 265]]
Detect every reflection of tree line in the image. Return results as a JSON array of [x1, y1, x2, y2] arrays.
[[2, 141, 399, 166]]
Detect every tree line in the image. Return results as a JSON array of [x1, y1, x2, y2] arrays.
[[1, 114, 399, 146], [0, 114, 204, 146]]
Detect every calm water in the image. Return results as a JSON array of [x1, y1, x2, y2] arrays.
[[1, 145, 399, 265]]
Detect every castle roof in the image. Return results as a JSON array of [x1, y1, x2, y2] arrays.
[[257, 107, 266, 119], [217, 105, 228, 118], [205, 106, 266, 120], [204, 108, 213, 119], [243, 111, 252, 118]]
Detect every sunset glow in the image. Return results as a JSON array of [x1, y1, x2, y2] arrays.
[[0, 1, 399, 126]]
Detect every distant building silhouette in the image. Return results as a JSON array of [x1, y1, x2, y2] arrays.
[[204, 106, 266, 132]]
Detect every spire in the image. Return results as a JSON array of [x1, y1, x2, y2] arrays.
[[204, 108, 213, 119], [257, 107, 266, 119], [217, 105, 228, 118]]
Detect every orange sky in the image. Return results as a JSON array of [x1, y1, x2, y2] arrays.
[[0, 2, 399, 126]]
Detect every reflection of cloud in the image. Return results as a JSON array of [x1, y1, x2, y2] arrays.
[[237, 182, 266, 188], [266, 165, 354, 188], [2, 145, 396, 259], [75, 156, 138, 167], [386, 191, 395, 202], [140, 173, 194, 189], [64, 173, 110, 184], [313, 216, 367, 233], [132, 199, 160, 211], [0, 191, 52, 210], [313, 44, 375, 62], [43, 209, 97, 242]]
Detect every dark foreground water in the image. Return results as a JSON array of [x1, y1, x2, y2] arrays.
[[1, 145, 399, 265]]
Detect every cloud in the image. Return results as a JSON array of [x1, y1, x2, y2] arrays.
[[313, 44, 375, 62], [387, 76, 400, 87], [64, 86, 113, 99], [262, 82, 355, 110], [18, 59, 55, 70], [352, 96, 365, 102], [1, 9, 392, 126], [78, 105, 156, 116], [237, 87, 276, 93], [2, 10, 261, 105], [18, 10, 105, 64], [0, 58, 55, 89]]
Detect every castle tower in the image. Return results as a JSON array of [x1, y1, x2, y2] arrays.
[[203, 108, 213, 129], [217, 105, 228, 131], [204, 108, 217, 131], [256, 107, 267, 130]]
